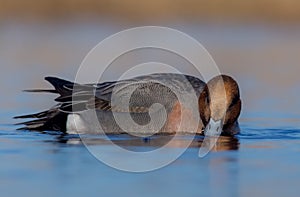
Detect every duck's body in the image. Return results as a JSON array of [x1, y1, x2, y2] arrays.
[[15, 73, 206, 134], [15, 73, 241, 135]]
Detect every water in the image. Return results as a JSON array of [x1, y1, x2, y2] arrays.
[[0, 21, 300, 197]]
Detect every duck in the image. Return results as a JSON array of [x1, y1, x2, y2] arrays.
[[14, 73, 241, 136]]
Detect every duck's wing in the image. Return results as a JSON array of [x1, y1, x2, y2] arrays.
[[40, 74, 205, 113], [46, 77, 117, 112], [42, 73, 205, 112], [89, 73, 206, 113]]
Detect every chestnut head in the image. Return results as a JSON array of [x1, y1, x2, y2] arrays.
[[199, 75, 241, 135]]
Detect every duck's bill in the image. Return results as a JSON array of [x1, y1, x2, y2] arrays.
[[198, 119, 223, 157], [204, 119, 223, 137]]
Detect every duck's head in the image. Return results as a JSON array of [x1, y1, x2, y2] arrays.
[[199, 75, 241, 136]]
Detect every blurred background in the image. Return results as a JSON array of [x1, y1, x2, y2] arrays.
[[1, 1, 300, 197]]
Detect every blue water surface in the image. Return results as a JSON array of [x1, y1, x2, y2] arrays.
[[0, 21, 300, 197]]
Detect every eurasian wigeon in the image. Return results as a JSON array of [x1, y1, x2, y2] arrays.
[[15, 73, 241, 136]]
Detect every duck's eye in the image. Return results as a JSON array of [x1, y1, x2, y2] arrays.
[[229, 102, 234, 109], [205, 96, 210, 104], [228, 95, 238, 109]]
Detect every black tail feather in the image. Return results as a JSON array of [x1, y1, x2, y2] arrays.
[[14, 109, 55, 119], [14, 107, 68, 132], [44, 76, 75, 97], [23, 89, 58, 94], [15, 76, 79, 132], [22, 76, 75, 102], [15, 118, 48, 126]]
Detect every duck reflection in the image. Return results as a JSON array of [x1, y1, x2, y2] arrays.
[[55, 134, 239, 152]]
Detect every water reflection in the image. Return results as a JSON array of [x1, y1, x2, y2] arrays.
[[52, 134, 239, 152]]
